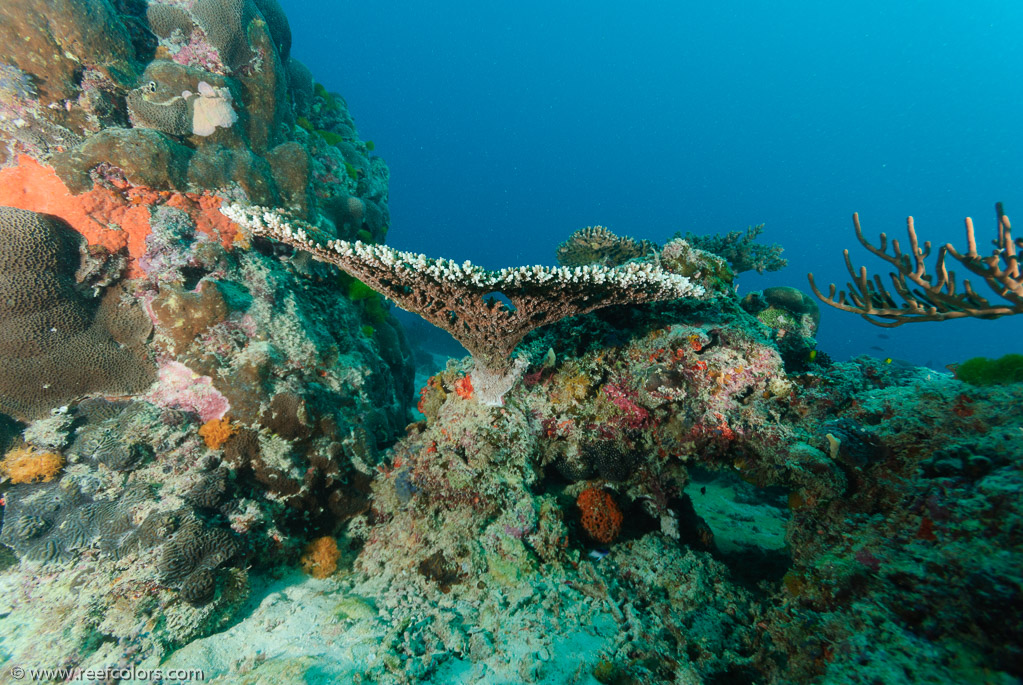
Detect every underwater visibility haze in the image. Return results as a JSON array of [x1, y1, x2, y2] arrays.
[[0, 0, 1020, 683], [289, 0, 1023, 368]]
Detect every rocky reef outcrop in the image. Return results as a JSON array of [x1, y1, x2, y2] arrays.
[[0, 0, 413, 657]]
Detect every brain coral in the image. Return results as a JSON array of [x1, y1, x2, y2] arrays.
[[67, 403, 156, 472], [191, 0, 260, 71], [126, 61, 240, 139], [0, 480, 148, 563], [126, 79, 192, 136], [0, 206, 156, 421], [145, 2, 194, 39], [158, 516, 241, 605]]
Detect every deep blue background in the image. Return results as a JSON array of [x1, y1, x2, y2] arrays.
[[285, 1, 1023, 368]]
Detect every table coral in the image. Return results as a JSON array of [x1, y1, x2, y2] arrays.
[[0, 0, 414, 672], [221, 203, 714, 388]]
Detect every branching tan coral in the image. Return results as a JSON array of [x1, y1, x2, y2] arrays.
[[808, 203, 1023, 327], [222, 205, 710, 384]]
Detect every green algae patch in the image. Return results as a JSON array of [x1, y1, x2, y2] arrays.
[[955, 353, 1023, 386]]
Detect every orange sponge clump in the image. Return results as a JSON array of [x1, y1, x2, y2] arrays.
[[300, 536, 341, 578], [454, 374, 474, 400], [0, 156, 239, 277], [577, 487, 624, 544], [199, 417, 235, 449], [0, 446, 65, 484]]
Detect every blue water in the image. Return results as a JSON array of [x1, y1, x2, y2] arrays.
[[285, 1, 1023, 369]]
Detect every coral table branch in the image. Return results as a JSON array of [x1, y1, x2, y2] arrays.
[[808, 203, 1023, 326], [222, 204, 711, 394]]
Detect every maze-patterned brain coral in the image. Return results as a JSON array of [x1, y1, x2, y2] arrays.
[[0, 206, 156, 420], [158, 517, 241, 605], [0, 481, 146, 563]]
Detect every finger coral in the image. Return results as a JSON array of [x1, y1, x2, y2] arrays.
[[809, 203, 1023, 325]]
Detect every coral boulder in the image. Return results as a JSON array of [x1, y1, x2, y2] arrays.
[[0, 206, 155, 420]]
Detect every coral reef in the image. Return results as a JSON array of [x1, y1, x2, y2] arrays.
[[0, 0, 413, 667], [741, 285, 822, 372], [0, 0, 387, 241], [0, 1, 1019, 683], [336, 285, 1022, 683]]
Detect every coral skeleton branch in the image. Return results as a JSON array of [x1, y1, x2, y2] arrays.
[[808, 203, 1023, 326]]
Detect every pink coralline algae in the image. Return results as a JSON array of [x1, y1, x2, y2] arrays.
[[171, 30, 227, 74], [146, 360, 230, 421], [602, 381, 650, 428]]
